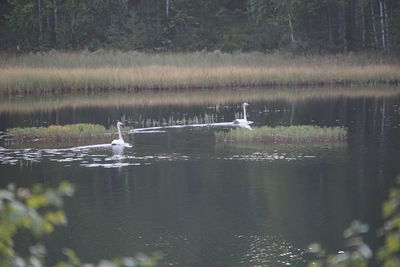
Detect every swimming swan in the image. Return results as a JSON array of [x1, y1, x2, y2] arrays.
[[111, 121, 126, 146], [233, 102, 253, 126]]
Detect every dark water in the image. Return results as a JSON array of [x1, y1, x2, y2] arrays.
[[1, 89, 400, 266]]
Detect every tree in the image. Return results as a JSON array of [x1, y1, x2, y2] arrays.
[[2, 0, 400, 53], [0, 182, 161, 267]]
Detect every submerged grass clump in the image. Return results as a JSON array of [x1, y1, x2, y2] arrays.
[[7, 123, 109, 142], [216, 125, 347, 144]]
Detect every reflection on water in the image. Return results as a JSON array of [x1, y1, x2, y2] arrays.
[[0, 137, 328, 169], [238, 234, 305, 266], [112, 144, 125, 156], [0, 143, 191, 169], [1, 88, 400, 266]]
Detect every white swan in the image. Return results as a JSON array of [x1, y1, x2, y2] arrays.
[[233, 102, 253, 126], [111, 121, 126, 146]]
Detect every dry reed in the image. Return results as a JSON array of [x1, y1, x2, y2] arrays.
[[0, 52, 399, 94]]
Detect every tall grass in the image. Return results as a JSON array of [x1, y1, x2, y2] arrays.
[[215, 125, 347, 144], [0, 52, 399, 94]]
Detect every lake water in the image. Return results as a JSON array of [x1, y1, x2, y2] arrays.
[[1, 87, 400, 266]]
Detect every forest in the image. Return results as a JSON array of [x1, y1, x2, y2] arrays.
[[1, 0, 400, 54]]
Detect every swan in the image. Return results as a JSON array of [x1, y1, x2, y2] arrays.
[[111, 121, 126, 146], [233, 102, 253, 126]]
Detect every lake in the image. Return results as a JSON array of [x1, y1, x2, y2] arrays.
[[1, 87, 400, 266]]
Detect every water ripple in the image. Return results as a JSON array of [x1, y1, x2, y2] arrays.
[[0, 145, 190, 169], [237, 234, 305, 266], [218, 152, 316, 162]]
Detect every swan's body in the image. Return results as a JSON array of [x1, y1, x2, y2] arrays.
[[111, 121, 126, 146], [233, 102, 253, 126]]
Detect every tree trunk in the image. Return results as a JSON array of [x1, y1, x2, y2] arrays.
[[71, 0, 75, 48], [359, 0, 366, 48], [328, 11, 334, 48], [53, 0, 58, 44], [38, 0, 43, 41], [338, 2, 347, 54], [354, 0, 361, 50], [379, 0, 386, 51], [371, 0, 379, 49], [166, 0, 169, 17], [288, 12, 295, 44], [47, 15, 51, 35], [383, 1, 389, 52]]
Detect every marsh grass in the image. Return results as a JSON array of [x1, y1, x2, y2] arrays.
[[216, 125, 347, 144], [0, 52, 399, 94], [7, 123, 112, 143]]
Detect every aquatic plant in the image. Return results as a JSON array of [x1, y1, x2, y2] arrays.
[[215, 125, 347, 143], [0, 52, 399, 95], [7, 123, 110, 143]]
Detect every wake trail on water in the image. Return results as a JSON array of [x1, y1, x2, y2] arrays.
[[131, 121, 253, 133]]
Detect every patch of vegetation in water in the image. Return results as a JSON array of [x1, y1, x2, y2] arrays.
[[6, 123, 114, 143], [215, 125, 347, 144]]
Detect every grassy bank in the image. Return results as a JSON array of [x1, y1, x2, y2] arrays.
[[6, 124, 111, 143], [216, 125, 347, 144], [0, 52, 399, 95]]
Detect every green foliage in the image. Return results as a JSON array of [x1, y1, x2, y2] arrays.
[[0, 182, 74, 266], [377, 177, 400, 266], [1, 0, 400, 53], [0, 183, 161, 267], [307, 221, 371, 267], [308, 175, 400, 267]]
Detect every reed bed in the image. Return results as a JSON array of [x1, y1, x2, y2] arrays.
[[216, 125, 347, 144], [0, 52, 399, 94], [0, 65, 398, 94], [7, 123, 110, 143]]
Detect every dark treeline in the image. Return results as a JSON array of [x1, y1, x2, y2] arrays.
[[1, 0, 400, 54]]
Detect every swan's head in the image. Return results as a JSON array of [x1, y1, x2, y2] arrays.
[[243, 102, 249, 106], [117, 121, 125, 127]]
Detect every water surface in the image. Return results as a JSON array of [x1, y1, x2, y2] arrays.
[[1, 87, 400, 266]]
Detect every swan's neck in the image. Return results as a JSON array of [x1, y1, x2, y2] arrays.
[[117, 124, 124, 142], [243, 104, 247, 121]]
